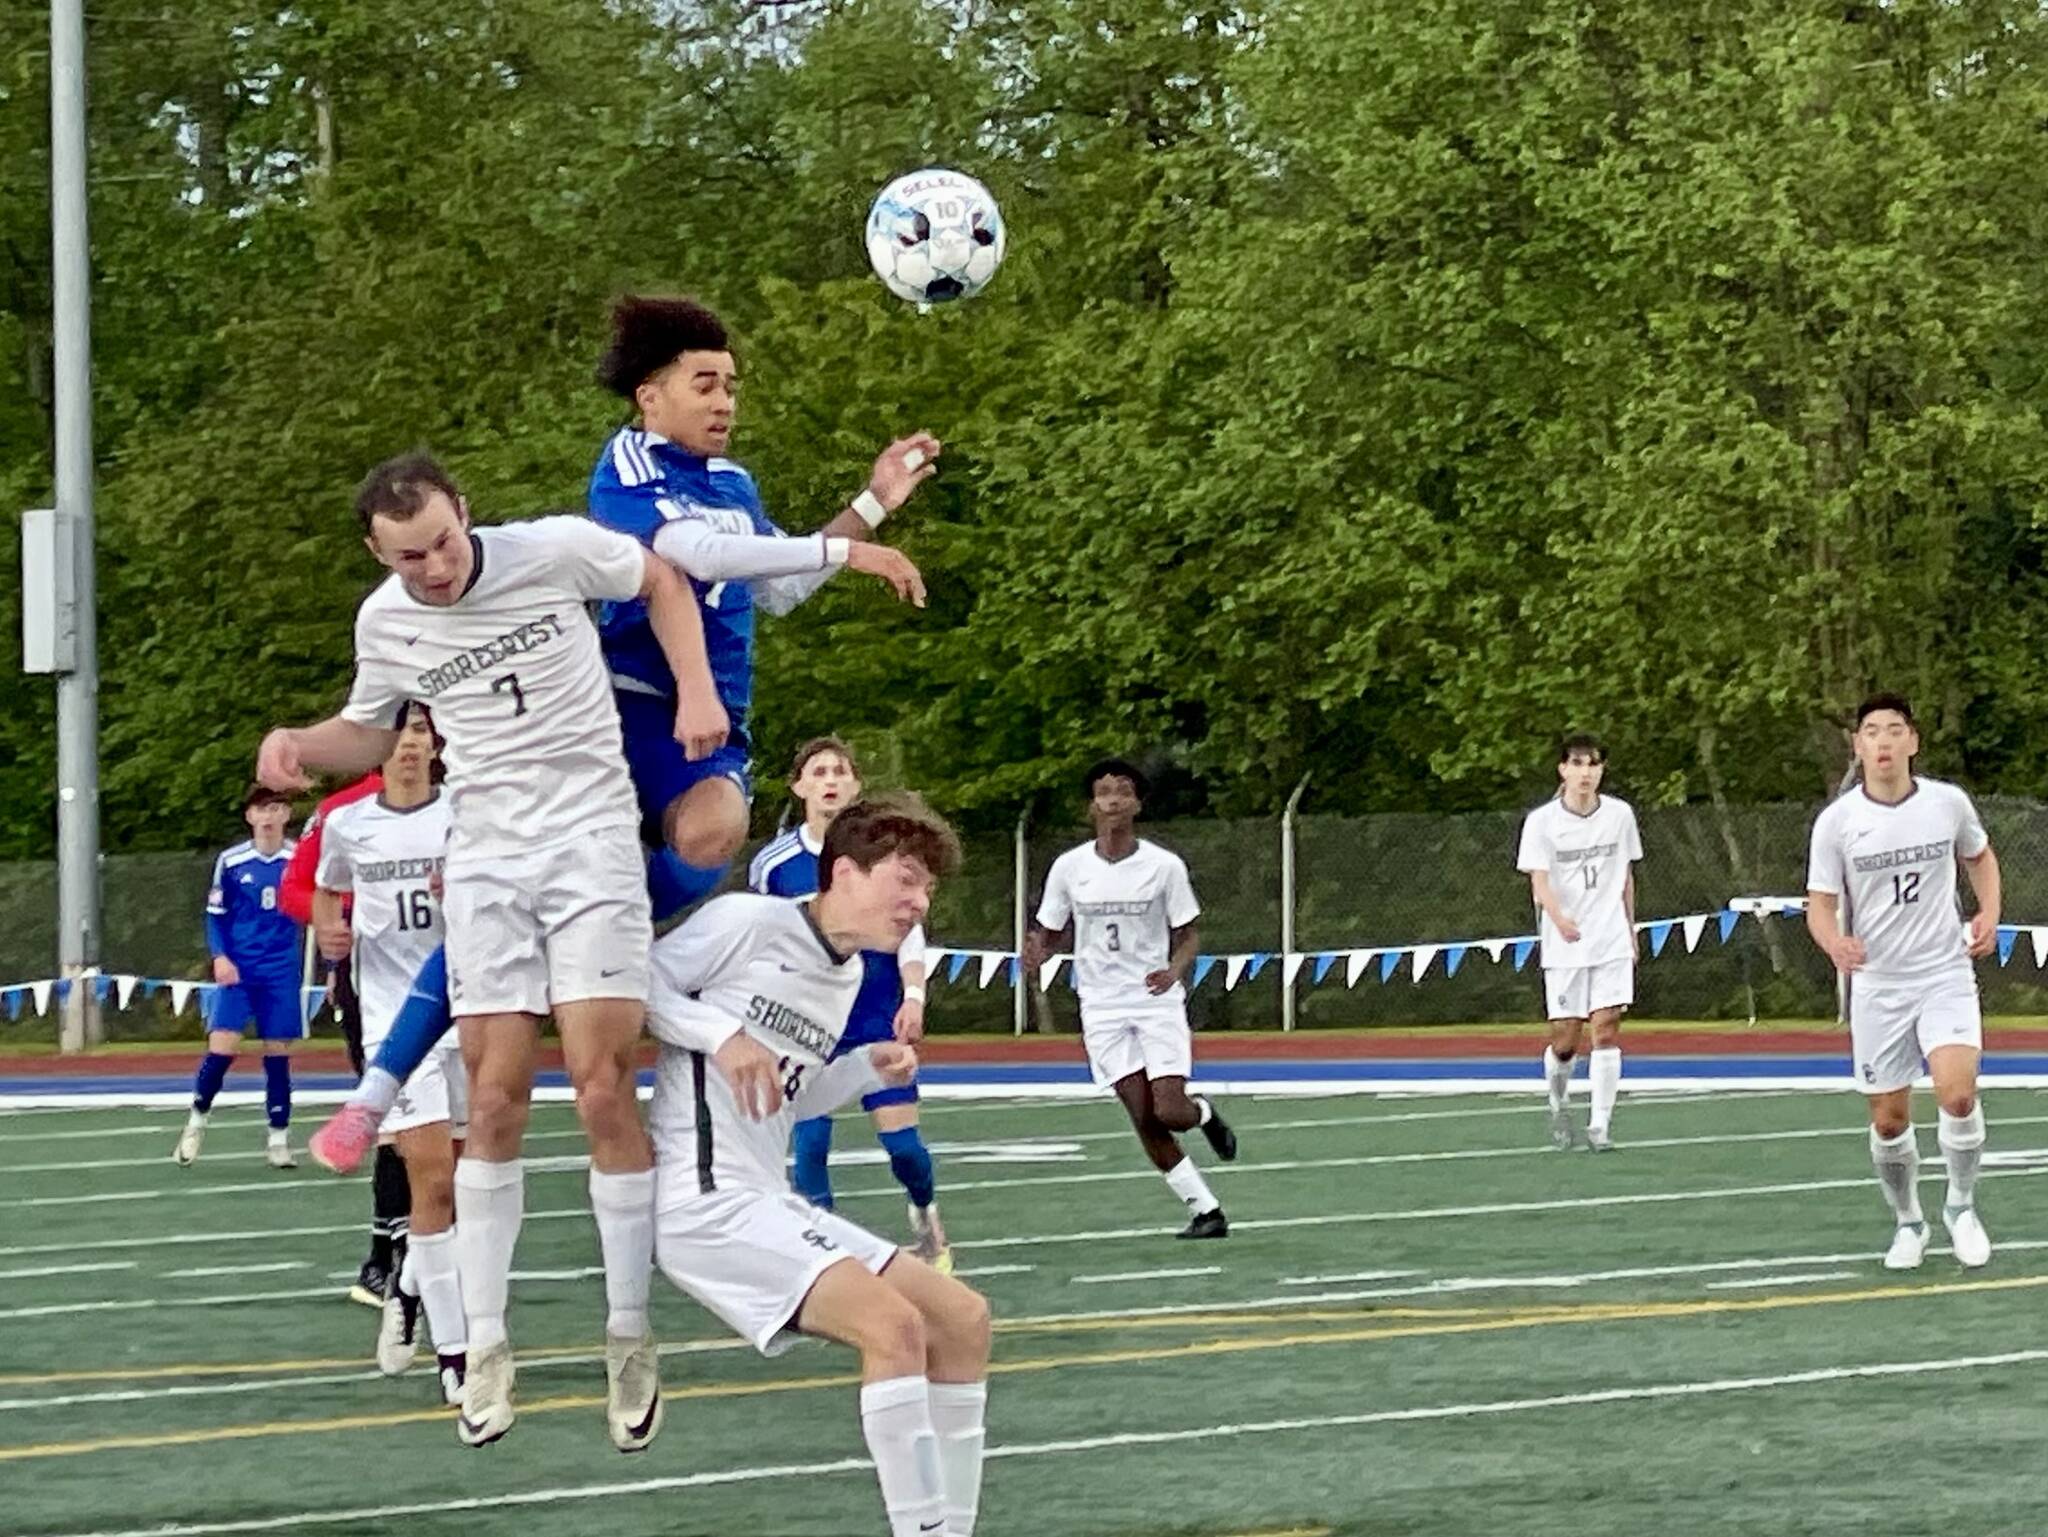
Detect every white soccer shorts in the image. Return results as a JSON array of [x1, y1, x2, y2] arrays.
[[651, 1179, 898, 1357], [1544, 958, 1634, 1023], [1081, 1002, 1194, 1086], [443, 825, 651, 1018], [383, 1039, 468, 1138], [1847, 967, 1983, 1094]]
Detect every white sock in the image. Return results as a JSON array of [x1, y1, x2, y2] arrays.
[[1194, 1096, 1214, 1126], [354, 1067, 402, 1119], [1588, 1047, 1621, 1133], [1938, 1105, 1986, 1211], [409, 1227, 467, 1353], [454, 1158, 523, 1352], [1542, 1047, 1572, 1112], [588, 1166, 655, 1339], [859, 1375, 945, 1537], [928, 1380, 987, 1537], [1163, 1156, 1219, 1216], [1870, 1127, 1924, 1226], [396, 1241, 419, 1299]]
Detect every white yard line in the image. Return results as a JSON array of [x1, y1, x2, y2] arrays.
[[1704, 1271, 1861, 1291], [0, 1262, 136, 1282], [162, 1262, 306, 1280], [1070, 1266, 1224, 1285], [31, 1349, 2048, 1537]]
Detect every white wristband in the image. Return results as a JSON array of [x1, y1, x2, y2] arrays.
[[852, 489, 888, 529], [902, 984, 927, 1005], [823, 536, 851, 566]]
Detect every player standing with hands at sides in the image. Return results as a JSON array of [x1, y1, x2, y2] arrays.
[[1021, 759, 1237, 1238], [257, 452, 727, 1452], [646, 794, 990, 1537], [313, 704, 469, 1404], [1806, 693, 2000, 1271], [175, 785, 303, 1170], [1517, 735, 1642, 1152], [750, 737, 949, 1269]]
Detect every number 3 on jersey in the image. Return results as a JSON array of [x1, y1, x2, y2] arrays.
[[492, 672, 528, 717]]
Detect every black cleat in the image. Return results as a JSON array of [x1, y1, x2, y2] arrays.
[[1197, 1100, 1238, 1162], [1177, 1207, 1229, 1240], [349, 1258, 390, 1310]]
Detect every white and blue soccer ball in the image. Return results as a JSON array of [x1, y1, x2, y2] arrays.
[[865, 167, 1006, 306]]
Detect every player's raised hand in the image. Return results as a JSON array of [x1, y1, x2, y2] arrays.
[[673, 680, 732, 762], [256, 728, 312, 791], [845, 542, 927, 608], [1967, 911, 1999, 958], [870, 1040, 920, 1087], [1824, 933, 1867, 974], [713, 1031, 783, 1120], [868, 433, 942, 513]]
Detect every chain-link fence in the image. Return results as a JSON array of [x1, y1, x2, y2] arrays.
[[13, 796, 2048, 1045]]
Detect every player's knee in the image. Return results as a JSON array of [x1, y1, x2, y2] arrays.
[[863, 1291, 928, 1371], [466, 1079, 527, 1137], [1870, 1107, 1911, 1140], [666, 795, 747, 868], [939, 1283, 992, 1362], [569, 1071, 634, 1136], [1939, 1088, 1977, 1120]]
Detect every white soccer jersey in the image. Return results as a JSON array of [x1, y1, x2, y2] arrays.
[[1036, 839, 1201, 1019], [1807, 777, 1989, 983], [315, 793, 451, 1041], [646, 893, 891, 1194], [341, 517, 646, 859], [1516, 795, 1643, 969]]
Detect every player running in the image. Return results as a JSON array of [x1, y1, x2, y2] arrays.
[[1020, 758, 1237, 1238], [1806, 692, 2000, 1271], [1516, 734, 1643, 1152], [647, 793, 989, 1537], [750, 737, 948, 1270], [313, 704, 468, 1404], [258, 451, 726, 1450], [174, 785, 303, 1170]]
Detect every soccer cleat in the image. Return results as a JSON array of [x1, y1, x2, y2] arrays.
[[457, 1340, 516, 1447], [604, 1331, 663, 1453], [909, 1202, 954, 1275], [1945, 1205, 1992, 1269], [376, 1287, 422, 1376], [266, 1130, 297, 1169], [1883, 1220, 1930, 1271], [1177, 1207, 1229, 1240], [1546, 1105, 1576, 1151], [349, 1258, 391, 1310], [437, 1351, 467, 1407], [1584, 1125, 1614, 1153], [172, 1111, 208, 1166], [1197, 1099, 1238, 1162], [309, 1102, 382, 1176]]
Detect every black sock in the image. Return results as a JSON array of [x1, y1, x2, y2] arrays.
[[368, 1144, 411, 1269]]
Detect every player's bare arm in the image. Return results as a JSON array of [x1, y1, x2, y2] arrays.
[[1964, 846, 2002, 957], [893, 955, 928, 1043], [639, 549, 730, 760], [310, 886, 352, 963], [820, 432, 943, 543], [1019, 921, 1072, 974], [258, 718, 400, 791], [1624, 868, 1638, 957], [1529, 870, 1581, 943], [1147, 921, 1199, 995], [1805, 890, 1866, 973]]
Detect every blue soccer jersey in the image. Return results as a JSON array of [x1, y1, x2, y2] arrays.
[[206, 841, 301, 981], [748, 826, 914, 1050], [588, 427, 779, 719]]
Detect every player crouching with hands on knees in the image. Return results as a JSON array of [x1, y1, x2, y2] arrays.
[[645, 793, 990, 1537]]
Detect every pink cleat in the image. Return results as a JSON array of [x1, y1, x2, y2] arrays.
[[308, 1102, 382, 1175]]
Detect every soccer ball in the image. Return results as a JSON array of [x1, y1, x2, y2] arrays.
[[865, 167, 1006, 306]]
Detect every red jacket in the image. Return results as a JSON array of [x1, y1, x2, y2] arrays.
[[280, 772, 384, 924]]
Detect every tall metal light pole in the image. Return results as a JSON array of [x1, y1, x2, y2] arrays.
[[51, 0, 102, 1050]]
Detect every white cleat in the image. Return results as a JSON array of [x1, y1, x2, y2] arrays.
[[457, 1339, 516, 1447], [1584, 1124, 1614, 1153], [265, 1131, 296, 1169], [604, 1331, 663, 1453], [1883, 1220, 1930, 1271], [172, 1112, 208, 1166], [376, 1288, 421, 1376], [1546, 1105, 1576, 1151], [1945, 1205, 1992, 1269]]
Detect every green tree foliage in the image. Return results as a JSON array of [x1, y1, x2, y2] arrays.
[[6, 0, 2048, 860]]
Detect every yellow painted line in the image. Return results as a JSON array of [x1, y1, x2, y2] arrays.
[[1, 1272, 2040, 1463]]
